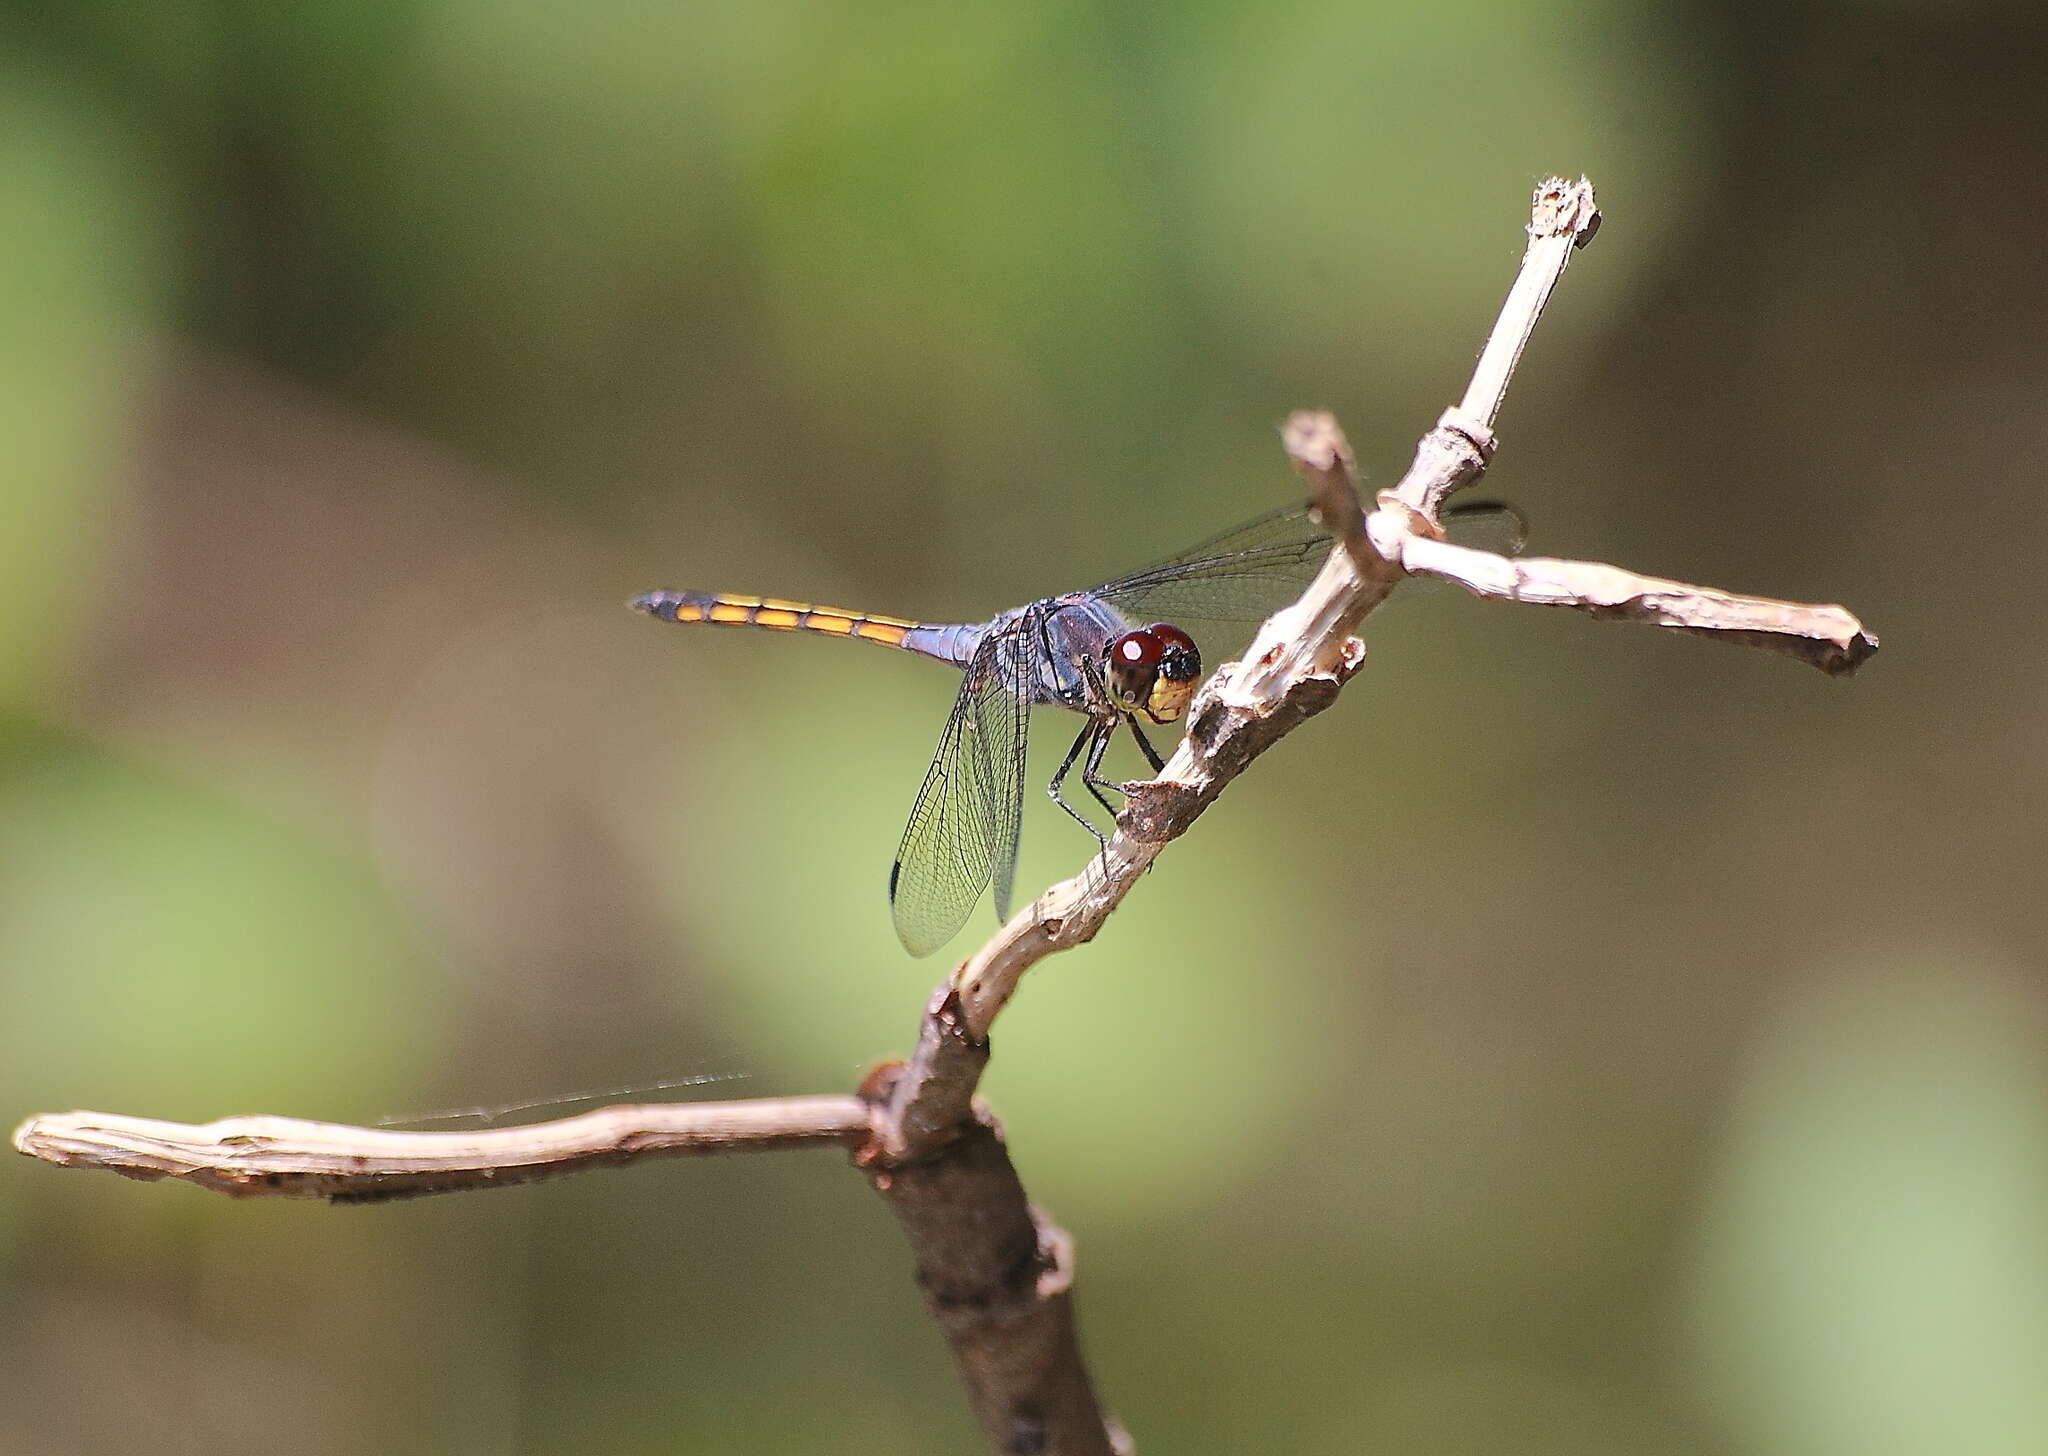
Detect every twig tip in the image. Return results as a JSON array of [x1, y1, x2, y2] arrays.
[[1531, 175, 1601, 248], [1280, 410, 1352, 474]]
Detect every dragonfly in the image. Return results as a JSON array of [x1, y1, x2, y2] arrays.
[[634, 499, 1519, 956]]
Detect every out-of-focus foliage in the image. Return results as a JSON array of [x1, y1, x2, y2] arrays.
[[1690, 967, 2048, 1456], [2, 2, 2043, 1452]]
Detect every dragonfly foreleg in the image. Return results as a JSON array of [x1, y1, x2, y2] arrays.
[[1124, 716, 1165, 775], [1048, 719, 1115, 846]]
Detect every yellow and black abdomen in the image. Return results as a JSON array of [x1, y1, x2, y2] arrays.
[[633, 590, 956, 658]]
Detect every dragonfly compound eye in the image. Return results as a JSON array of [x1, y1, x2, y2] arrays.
[[1105, 628, 1163, 712], [1142, 623, 1199, 723]]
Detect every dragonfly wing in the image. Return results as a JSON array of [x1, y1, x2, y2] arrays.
[[888, 625, 1032, 956], [1087, 506, 1331, 639], [1441, 497, 1528, 555], [1089, 498, 1526, 635], [975, 622, 1032, 925], [1130, 503, 1324, 570]]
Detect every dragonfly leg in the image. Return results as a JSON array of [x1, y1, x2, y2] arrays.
[[1048, 720, 1113, 847], [1124, 717, 1166, 775], [1077, 718, 1123, 819]]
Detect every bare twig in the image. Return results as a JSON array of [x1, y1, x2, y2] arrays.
[[12, 175, 1879, 1456], [14, 1097, 871, 1201], [1287, 410, 1373, 579], [1455, 175, 1601, 465], [1387, 535, 1878, 674]]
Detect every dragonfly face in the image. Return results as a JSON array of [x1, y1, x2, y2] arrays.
[[634, 498, 1520, 955], [1104, 623, 1200, 725]]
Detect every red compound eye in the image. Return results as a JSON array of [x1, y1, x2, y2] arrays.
[[1114, 630, 1164, 669], [1106, 629, 1162, 708], [1148, 624, 1198, 682]]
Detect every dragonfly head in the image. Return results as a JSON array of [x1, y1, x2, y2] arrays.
[[1105, 623, 1200, 724]]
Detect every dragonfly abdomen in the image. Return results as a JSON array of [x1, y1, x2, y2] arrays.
[[632, 590, 973, 663]]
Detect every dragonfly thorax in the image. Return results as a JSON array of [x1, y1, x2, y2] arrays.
[[1105, 622, 1200, 724]]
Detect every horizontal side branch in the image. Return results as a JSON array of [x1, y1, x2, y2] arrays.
[[14, 1095, 873, 1202], [1388, 529, 1878, 675]]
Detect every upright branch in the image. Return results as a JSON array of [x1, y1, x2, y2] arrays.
[[948, 177, 1607, 1037], [13, 177, 1876, 1456]]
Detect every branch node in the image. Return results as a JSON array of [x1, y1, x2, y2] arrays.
[[1435, 406, 1497, 461], [1032, 1210, 1078, 1300]]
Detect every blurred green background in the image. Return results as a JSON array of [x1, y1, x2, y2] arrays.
[[1, 2, 2041, 1452]]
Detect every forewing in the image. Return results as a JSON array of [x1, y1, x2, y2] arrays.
[[1087, 505, 1331, 649], [888, 625, 1032, 956], [1089, 498, 1526, 640]]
